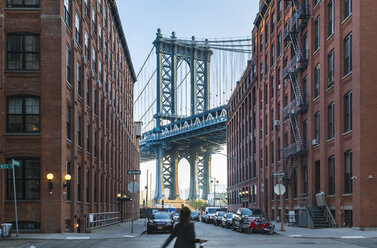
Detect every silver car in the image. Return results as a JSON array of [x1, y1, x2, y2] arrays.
[[173, 212, 180, 222], [221, 212, 233, 228]]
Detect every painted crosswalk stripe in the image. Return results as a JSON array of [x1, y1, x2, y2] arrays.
[[289, 235, 303, 237], [66, 237, 90, 240], [123, 235, 136, 238], [341, 236, 365, 239]]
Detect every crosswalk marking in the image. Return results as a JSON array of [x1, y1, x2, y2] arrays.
[[341, 236, 365, 239], [66, 237, 90, 240]]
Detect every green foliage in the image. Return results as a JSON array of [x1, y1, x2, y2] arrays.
[[189, 200, 208, 210]]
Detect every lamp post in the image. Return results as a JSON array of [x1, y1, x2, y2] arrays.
[[211, 178, 219, 207]]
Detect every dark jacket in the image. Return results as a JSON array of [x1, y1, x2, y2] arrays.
[[162, 222, 200, 248]]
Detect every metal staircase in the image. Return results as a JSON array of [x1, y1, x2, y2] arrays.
[[282, 0, 310, 183]]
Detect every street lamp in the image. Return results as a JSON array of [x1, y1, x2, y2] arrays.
[[211, 178, 219, 207]]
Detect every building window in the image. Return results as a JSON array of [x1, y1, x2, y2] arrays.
[[314, 16, 320, 51], [86, 77, 91, 108], [271, 42, 275, 66], [344, 0, 352, 19], [94, 131, 98, 158], [6, 0, 39, 7], [265, 22, 269, 43], [344, 33, 352, 75], [303, 164, 308, 195], [86, 124, 91, 153], [260, 61, 263, 79], [6, 158, 40, 200], [66, 161, 71, 201], [75, 13, 81, 45], [265, 52, 269, 73], [92, 8, 96, 35], [66, 104, 71, 141], [328, 155, 335, 195], [77, 166, 82, 202], [304, 32, 308, 55], [315, 160, 320, 193], [86, 171, 91, 203], [94, 173, 97, 203], [99, 25, 102, 49], [277, 102, 280, 120], [271, 11, 275, 33], [303, 76, 308, 104], [77, 115, 82, 147], [84, 31, 89, 60], [293, 168, 298, 198], [7, 96, 40, 133], [314, 64, 320, 98], [7, 34, 40, 71], [98, 0, 102, 12], [328, 1, 334, 36], [344, 91, 352, 132], [84, 0, 89, 18], [328, 102, 334, 139], [344, 150, 352, 194], [271, 76, 274, 99], [277, 32, 282, 57], [77, 63, 82, 97], [92, 48, 96, 73], [271, 142, 274, 164], [277, 67, 281, 90], [277, 137, 281, 161], [64, 0, 71, 27], [328, 50, 334, 88], [314, 111, 320, 142], [303, 119, 308, 149], [278, 0, 282, 21], [94, 89, 98, 115], [66, 46, 71, 84], [260, 34, 263, 52]]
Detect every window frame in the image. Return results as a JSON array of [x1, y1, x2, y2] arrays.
[[66, 104, 72, 141], [7, 95, 40, 133], [314, 111, 320, 141], [328, 0, 334, 37], [6, 0, 39, 7], [344, 33, 352, 76], [344, 0, 352, 20], [6, 33, 40, 71], [314, 64, 320, 98], [6, 157, 40, 200], [64, 0, 71, 27], [328, 155, 335, 195], [328, 102, 335, 139], [328, 50, 335, 88], [344, 150, 353, 194], [344, 91, 352, 132], [314, 16, 320, 51]]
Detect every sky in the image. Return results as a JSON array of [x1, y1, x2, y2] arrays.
[[115, 0, 259, 199]]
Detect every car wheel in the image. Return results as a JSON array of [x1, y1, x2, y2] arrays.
[[232, 222, 236, 231], [238, 225, 243, 233], [248, 227, 254, 234]]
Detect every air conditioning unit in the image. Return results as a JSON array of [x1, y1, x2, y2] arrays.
[[274, 120, 280, 127], [312, 139, 319, 146]]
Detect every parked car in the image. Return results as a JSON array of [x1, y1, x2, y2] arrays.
[[214, 211, 225, 226], [190, 211, 199, 221], [221, 212, 234, 228], [147, 212, 174, 234], [232, 208, 261, 233], [173, 212, 180, 222], [203, 207, 221, 223]]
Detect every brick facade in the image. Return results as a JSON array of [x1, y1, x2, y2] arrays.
[[0, 0, 140, 233], [227, 0, 377, 228]]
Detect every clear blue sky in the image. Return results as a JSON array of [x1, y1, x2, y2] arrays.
[[116, 0, 258, 71], [115, 0, 259, 199]]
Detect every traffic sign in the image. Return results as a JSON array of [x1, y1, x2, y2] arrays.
[[272, 172, 285, 176], [128, 181, 139, 193], [274, 184, 286, 195], [0, 164, 12, 169], [12, 160, 21, 167], [127, 169, 141, 175]]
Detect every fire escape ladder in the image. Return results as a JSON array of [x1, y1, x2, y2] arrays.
[[283, 156, 297, 184]]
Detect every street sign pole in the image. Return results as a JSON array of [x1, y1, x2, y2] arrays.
[[278, 174, 284, 232], [12, 159, 19, 237], [131, 169, 135, 233]]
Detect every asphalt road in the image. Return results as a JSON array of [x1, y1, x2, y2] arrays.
[[1, 222, 377, 248]]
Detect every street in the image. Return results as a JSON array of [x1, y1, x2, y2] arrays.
[[1, 222, 377, 248]]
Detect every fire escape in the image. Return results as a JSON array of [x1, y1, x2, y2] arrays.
[[282, 0, 309, 184]]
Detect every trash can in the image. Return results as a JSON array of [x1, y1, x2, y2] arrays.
[[1, 223, 12, 238]]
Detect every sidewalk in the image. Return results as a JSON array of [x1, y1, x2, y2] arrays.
[[271, 221, 377, 239], [5, 219, 147, 240]]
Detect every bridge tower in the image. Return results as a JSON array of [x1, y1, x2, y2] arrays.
[[153, 29, 214, 201]]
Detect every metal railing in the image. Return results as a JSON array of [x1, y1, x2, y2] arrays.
[[86, 212, 120, 231]]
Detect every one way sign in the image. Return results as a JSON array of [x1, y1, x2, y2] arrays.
[[127, 169, 141, 175]]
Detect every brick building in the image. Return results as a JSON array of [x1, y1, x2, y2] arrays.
[[227, 0, 377, 228], [0, 0, 140, 232]]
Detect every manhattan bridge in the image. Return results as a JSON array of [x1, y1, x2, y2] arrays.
[[134, 29, 251, 203]]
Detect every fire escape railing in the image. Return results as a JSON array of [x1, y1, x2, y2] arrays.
[[282, 0, 310, 183]]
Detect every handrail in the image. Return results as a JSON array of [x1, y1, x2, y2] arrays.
[[324, 205, 337, 227], [86, 212, 120, 231]]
